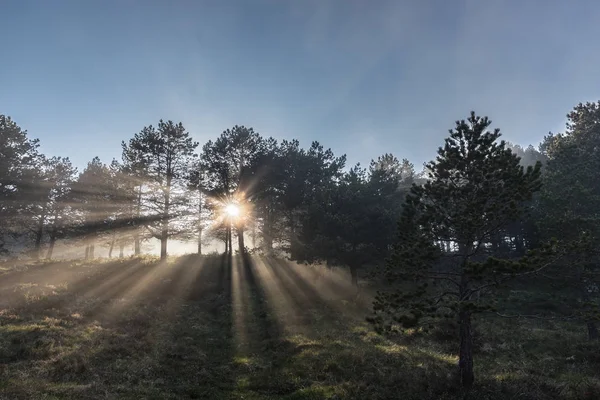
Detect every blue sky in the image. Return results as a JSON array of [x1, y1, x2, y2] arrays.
[[2, 0, 600, 172]]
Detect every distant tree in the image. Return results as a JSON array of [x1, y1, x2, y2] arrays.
[[310, 165, 373, 286], [0, 115, 40, 254], [102, 159, 141, 258], [186, 158, 212, 255], [201, 135, 235, 254], [200, 126, 265, 254], [18, 154, 53, 257], [285, 141, 346, 260], [72, 157, 115, 259], [121, 136, 151, 255], [247, 136, 281, 254], [122, 120, 198, 259], [369, 112, 545, 387], [367, 154, 415, 258], [507, 143, 547, 168], [19, 156, 78, 258], [44, 157, 77, 259], [537, 101, 600, 340], [302, 155, 413, 287]]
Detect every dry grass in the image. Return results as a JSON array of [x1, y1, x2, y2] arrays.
[[0, 255, 598, 399]]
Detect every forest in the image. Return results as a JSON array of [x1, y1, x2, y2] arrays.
[[0, 101, 599, 399]]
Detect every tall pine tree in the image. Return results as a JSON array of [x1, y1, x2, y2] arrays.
[[122, 120, 198, 259]]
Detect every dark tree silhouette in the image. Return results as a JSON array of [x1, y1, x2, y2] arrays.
[[537, 102, 600, 340], [0, 115, 40, 254], [369, 112, 544, 387]]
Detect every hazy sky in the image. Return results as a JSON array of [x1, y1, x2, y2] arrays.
[[2, 0, 600, 171]]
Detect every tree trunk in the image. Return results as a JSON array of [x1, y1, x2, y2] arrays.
[[108, 236, 115, 258], [134, 235, 141, 255], [238, 226, 245, 254], [349, 245, 359, 286], [514, 234, 524, 255], [134, 184, 142, 255], [46, 236, 56, 260], [224, 233, 229, 255], [197, 229, 202, 255], [160, 179, 171, 261], [580, 269, 597, 340], [197, 189, 202, 255], [34, 209, 46, 259], [587, 321, 599, 340], [84, 245, 89, 260], [160, 233, 168, 260], [263, 208, 273, 253], [349, 265, 359, 287], [89, 244, 95, 259], [227, 223, 233, 255], [289, 213, 298, 259], [458, 310, 474, 388], [119, 243, 125, 258]]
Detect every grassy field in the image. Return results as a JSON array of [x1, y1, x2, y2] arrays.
[[0, 255, 598, 399]]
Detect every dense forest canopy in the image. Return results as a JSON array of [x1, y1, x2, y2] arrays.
[[1, 101, 600, 390]]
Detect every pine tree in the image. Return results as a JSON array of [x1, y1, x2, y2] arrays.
[[44, 157, 77, 259], [187, 158, 211, 255], [369, 112, 544, 387], [19, 156, 77, 258], [72, 157, 114, 259], [0, 115, 40, 254], [121, 135, 151, 255], [537, 101, 600, 340], [200, 126, 265, 254], [122, 120, 198, 259]]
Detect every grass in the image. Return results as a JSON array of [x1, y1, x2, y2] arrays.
[[0, 255, 598, 399]]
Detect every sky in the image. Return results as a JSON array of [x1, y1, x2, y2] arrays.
[[2, 0, 600, 172]]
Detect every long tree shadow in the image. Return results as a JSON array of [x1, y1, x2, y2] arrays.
[[271, 258, 372, 319], [227, 254, 313, 397], [81, 255, 198, 325], [263, 258, 346, 322], [143, 253, 237, 399], [3, 258, 152, 314], [240, 253, 284, 347], [2, 254, 238, 399]]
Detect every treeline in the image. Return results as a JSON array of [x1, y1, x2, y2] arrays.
[[0, 117, 414, 277]]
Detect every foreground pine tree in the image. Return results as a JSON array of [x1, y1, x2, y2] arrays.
[[369, 112, 544, 387]]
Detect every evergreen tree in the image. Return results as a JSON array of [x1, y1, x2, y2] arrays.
[[72, 157, 114, 259], [0, 115, 41, 254], [287, 141, 346, 260], [121, 135, 151, 255], [200, 126, 265, 254], [43, 157, 78, 259], [187, 158, 212, 255], [19, 156, 78, 258], [122, 120, 198, 259], [369, 112, 544, 387], [537, 101, 600, 340]]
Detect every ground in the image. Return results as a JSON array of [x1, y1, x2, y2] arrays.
[[0, 255, 598, 399]]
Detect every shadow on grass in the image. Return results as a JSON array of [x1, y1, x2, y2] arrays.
[[3, 255, 597, 399], [0, 255, 239, 399]]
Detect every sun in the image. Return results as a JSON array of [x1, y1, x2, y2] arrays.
[[224, 203, 240, 218]]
